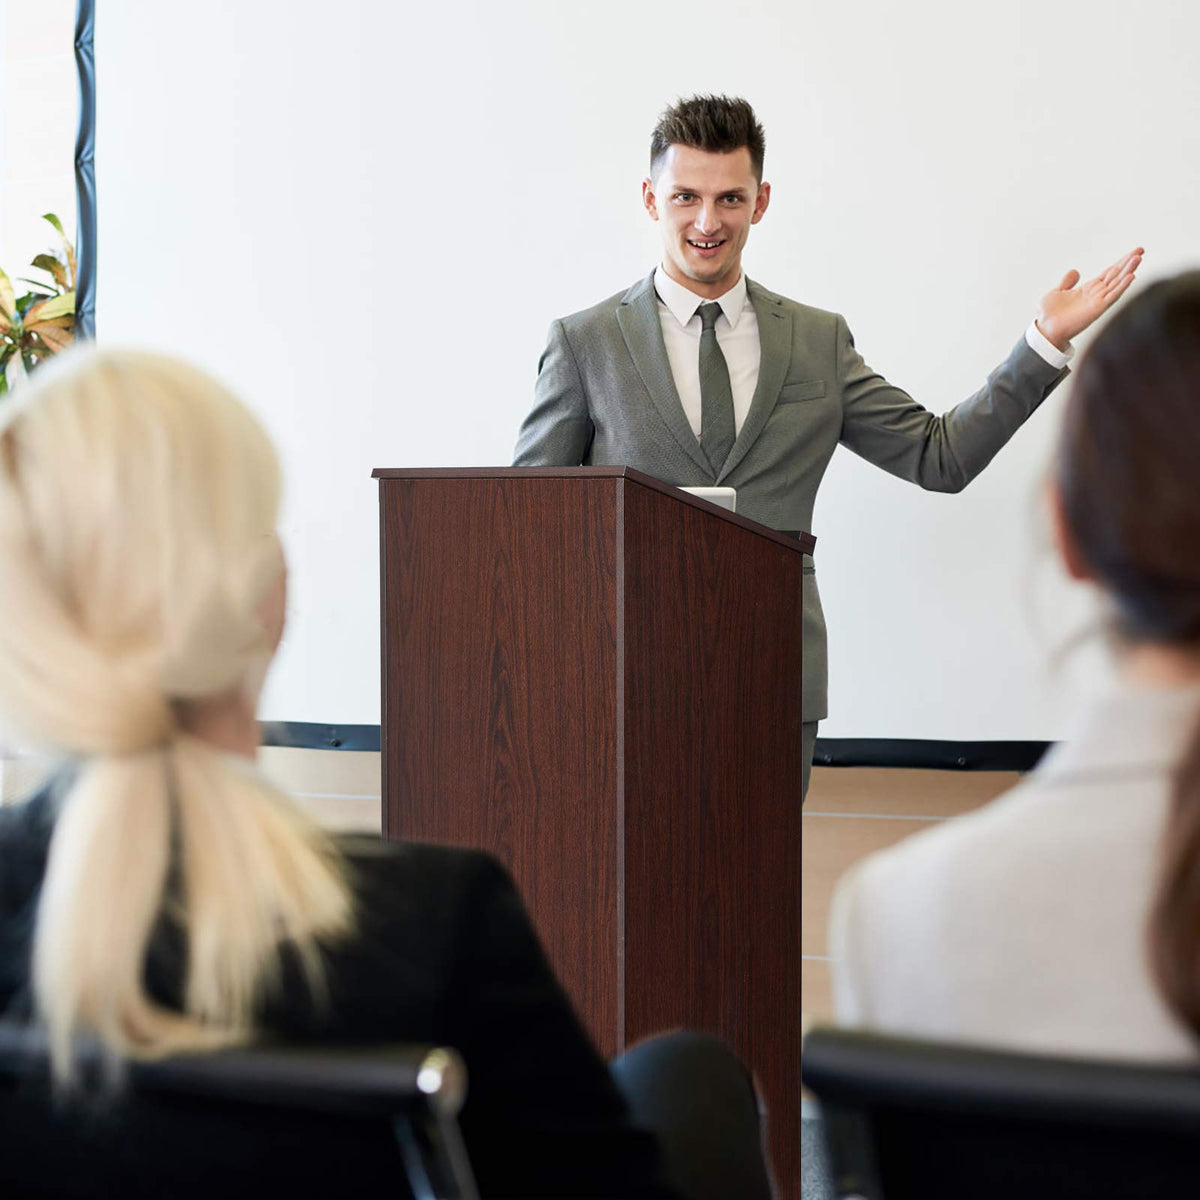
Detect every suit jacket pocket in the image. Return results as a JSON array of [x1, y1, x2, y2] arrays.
[[778, 379, 826, 404]]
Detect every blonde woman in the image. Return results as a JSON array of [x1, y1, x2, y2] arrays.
[[0, 349, 698, 1197]]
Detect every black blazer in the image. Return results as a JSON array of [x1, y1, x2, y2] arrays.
[[0, 784, 675, 1198]]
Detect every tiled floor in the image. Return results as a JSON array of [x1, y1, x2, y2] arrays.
[[258, 746, 382, 833], [800, 765, 1016, 1032]]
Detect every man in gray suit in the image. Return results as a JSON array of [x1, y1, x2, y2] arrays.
[[513, 94, 1142, 799]]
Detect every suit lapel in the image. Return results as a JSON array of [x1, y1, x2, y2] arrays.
[[717, 279, 791, 482], [616, 274, 713, 477]]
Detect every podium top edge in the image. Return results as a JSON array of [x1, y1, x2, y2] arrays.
[[371, 467, 815, 555], [371, 466, 632, 480]]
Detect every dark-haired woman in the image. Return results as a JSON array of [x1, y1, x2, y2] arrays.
[[829, 271, 1200, 1058]]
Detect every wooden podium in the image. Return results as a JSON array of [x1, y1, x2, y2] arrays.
[[374, 466, 811, 1193]]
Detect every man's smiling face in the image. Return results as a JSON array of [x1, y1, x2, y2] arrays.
[[642, 143, 770, 299]]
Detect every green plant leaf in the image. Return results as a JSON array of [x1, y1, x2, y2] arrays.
[[30, 254, 68, 291], [0, 267, 14, 321], [40, 214, 77, 289], [25, 292, 75, 323]]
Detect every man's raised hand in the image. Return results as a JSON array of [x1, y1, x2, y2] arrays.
[[1036, 247, 1144, 351]]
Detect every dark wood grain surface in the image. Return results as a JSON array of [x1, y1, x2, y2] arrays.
[[620, 474, 805, 1193], [379, 470, 805, 1195], [380, 476, 621, 1049]]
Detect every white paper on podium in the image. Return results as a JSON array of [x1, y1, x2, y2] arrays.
[[679, 486, 737, 513]]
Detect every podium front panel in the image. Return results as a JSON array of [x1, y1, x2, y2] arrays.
[[380, 476, 621, 1050]]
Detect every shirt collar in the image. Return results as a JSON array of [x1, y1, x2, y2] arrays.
[[653, 265, 748, 330]]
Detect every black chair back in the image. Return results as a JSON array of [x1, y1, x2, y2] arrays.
[[802, 1026, 1200, 1200], [0, 1021, 477, 1200]]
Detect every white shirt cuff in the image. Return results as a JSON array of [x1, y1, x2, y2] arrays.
[[1025, 320, 1074, 369]]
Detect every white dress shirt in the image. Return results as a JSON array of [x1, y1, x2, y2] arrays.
[[654, 266, 760, 438], [652, 264, 1074, 442]]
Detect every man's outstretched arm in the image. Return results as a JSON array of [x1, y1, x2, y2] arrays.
[[513, 319, 595, 466], [838, 247, 1144, 492]]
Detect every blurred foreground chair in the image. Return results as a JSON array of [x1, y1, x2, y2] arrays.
[[611, 1031, 775, 1200], [0, 1020, 477, 1200], [802, 1026, 1200, 1200]]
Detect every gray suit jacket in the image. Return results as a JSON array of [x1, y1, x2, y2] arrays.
[[513, 272, 1068, 721]]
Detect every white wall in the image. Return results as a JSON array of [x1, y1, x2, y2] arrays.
[[94, 0, 1200, 736], [0, 1, 77, 319]]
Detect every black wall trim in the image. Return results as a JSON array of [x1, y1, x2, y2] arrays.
[[261, 722, 381, 752], [261, 722, 1052, 772], [813, 737, 1052, 773], [74, 0, 96, 339]]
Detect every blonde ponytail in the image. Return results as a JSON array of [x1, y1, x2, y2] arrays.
[[171, 736, 349, 1031], [0, 348, 352, 1083], [33, 751, 198, 1073], [34, 738, 351, 1081]]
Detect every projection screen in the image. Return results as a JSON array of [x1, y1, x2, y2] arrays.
[[93, 0, 1200, 739]]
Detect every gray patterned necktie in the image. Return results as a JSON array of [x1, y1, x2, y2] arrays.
[[697, 302, 736, 475]]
